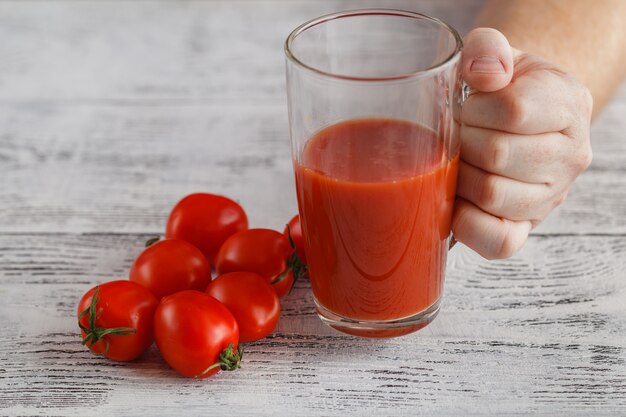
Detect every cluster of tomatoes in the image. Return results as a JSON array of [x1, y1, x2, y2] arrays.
[[76, 193, 307, 378]]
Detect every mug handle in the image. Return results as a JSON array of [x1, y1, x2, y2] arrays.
[[449, 81, 474, 251]]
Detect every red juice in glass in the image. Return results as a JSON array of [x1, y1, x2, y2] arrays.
[[285, 10, 463, 336], [294, 118, 458, 336]]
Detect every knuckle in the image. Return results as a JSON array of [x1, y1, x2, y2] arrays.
[[553, 189, 570, 209], [545, 137, 563, 162], [486, 134, 510, 172], [493, 221, 526, 259], [578, 83, 594, 119], [516, 192, 534, 214], [574, 142, 593, 172], [501, 90, 530, 128], [582, 147, 593, 171], [478, 174, 505, 211], [562, 73, 593, 121]]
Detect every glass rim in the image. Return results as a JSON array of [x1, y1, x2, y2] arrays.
[[284, 9, 463, 82]]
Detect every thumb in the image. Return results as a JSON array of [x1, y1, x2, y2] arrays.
[[462, 28, 514, 92]]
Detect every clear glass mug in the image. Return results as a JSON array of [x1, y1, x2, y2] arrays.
[[285, 10, 463, 337]]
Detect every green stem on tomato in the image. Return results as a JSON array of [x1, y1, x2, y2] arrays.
[[194, 343, 243, 378], [145, 236, 160, 247], [279, 225, 308, 294], [78, 286, 137, 356]]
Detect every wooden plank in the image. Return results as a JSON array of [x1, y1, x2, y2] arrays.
[[1, 1, 624, 416], [0, 103, 296, 233], [0, 99, 625, 234], [0, 234, 624, 416], [0, 0, 624, 235], [0, 0, 483, 103]]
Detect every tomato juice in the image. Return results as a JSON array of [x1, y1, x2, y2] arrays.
[[294, 118, 458, 328]]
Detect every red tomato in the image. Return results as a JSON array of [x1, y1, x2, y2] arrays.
[[165, 193, 248, 264], [153, 290, 241, 378], [130, 238, 211, 300], [271, 270, 294, 298], [215, 228, 305, 298], [206, 272, 280, 342], [77, 280, 158, 362], [283, 214, 307, 264]]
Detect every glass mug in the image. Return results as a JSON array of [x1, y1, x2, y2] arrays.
[[285, 10, 463, 337]]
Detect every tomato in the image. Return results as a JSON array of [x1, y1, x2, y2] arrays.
[[129, 238, 211, 300], [153, 290, 241, 378], [165, 193, 248, 264], [271, 269, 294, 298], [77, 280, 158, 362], [283, 214, 307, 264], [215, 228, 305, 298], [206, 272, 280, 342]]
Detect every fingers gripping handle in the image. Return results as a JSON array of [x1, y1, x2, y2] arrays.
[[449, 81, 470, 251]]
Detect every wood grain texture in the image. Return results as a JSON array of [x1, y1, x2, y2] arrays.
[[0, 234, 624, 416], [0, 0, 483, 234], [0, 0, 624, 235], [1, 0, 626, 416], [1, 89, 625, 235], [0, 0, 482, 102]]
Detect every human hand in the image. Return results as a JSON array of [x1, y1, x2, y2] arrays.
[[452, 28, 593, 259]]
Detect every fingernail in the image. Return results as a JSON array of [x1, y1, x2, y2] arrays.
[[470, 55, 505, 74]]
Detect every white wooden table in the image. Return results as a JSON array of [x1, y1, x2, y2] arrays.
[[1, 1, 625, 416]]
